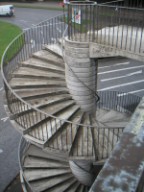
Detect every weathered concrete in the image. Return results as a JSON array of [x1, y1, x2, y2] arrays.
[[90, 42, 144, 62], [64, 38, 98, 114], [89, 97, 144, 192], [89, 25, 144, 62]]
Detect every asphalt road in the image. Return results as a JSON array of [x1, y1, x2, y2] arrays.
[[0, 6, 144, 192], [0, 7, 62, 29], [98, 57, 144, 97]]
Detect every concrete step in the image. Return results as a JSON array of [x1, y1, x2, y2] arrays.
[[32, 49, 64, 67], [96, 108, 109, 119], [24, 155, 69, 168], [45, 44, 63, 56], [37, 100, 75, 116], [21, 58, 64, 74], [9, 78, 66, 89], [77, 185, 86, 192], [10, 96, 74, 122], [11, 94, 72, 114], [22, 145, 88, 192], [14, 88, 69, 100], [69, 113, 94, 158], [27, 104, 79, 142], [102, 121, 129, 128], [44, 108, 82, 150], [12, 66, 65, 80], [96, 109, 130, 128], [26, 145, 68, 162], [30, 173, 74, 192], [29, 94, 72, 108], [19, 101, 75, 132], [24, 168, 71, 182], [99, 110, 130, 123], [92, 125, 123, 159]]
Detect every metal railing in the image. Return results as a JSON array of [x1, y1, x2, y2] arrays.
[[101, 0, 124, 6], [1, 12, 141, 159], [101, 0, 144, 7], [1, 5, 142, 191], [2, 14, 67, 81], [18, 137, 32, 192], [67, 2, 144, 56]]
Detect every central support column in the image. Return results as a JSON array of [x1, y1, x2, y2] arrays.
[[64, 38, 98, 113]]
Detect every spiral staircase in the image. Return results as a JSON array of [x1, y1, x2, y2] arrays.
[[1, 2, 144, 192]]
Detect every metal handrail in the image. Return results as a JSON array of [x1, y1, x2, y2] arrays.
[[1, 13, 95, 129], [2, 12, 141, 130], [67, 3, 144, 57], [18, 137, 33, 192]]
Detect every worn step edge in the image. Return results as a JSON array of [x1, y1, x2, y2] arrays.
[[32, 50, 64, 67], [23, 101, 76, 134], [43, 106, 80, 147], [21, 61, 65, 74]]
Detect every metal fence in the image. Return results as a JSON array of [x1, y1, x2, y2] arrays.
[[2, 14, 67, 81], [102, 0, 144, 8], [1, 5, 143, 191], [18, 137, 33, 192], [67, 2, 144, 56], [1, 12, 141, 160]]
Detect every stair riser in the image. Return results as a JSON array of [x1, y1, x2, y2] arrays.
[[11, 84, 66, 89], [44, 107, 80, 147], [22, 93, 69, 101], [23, 102, 76, 135], [22, 63, 65, 74], [32, 54, 64, 68], [12, 74, 65, 81]]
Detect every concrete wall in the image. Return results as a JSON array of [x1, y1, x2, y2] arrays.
[[64, 38, 98, 114]]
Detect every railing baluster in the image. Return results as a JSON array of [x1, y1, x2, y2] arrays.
[[1, 9, 142, 161]]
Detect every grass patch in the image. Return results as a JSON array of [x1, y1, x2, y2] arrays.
[[0, 21, 22, 65]]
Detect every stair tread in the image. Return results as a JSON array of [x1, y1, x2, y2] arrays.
[[45, 108, 82, 151], [10, 78, 66, 87], [30, 174, 74, 192], [11, 99, 75, 120], [24, 168, 71, 181], [33, 50, 64, 65], [45, 44, 63, 56], [24, 156, 69, 168], [78, 185, 86, 192], [96, 108, 110, 119], [26, 94, 72, 108], [21, 102, 77, 139], [22, 59, 64, 72], [65, 182, 81, 192], [70, 113, 93, 157], [11, 94, 72, 115], [29, 104, 79, 142], [64, 182, 80, 192], [98, 109, 130, 123], [35, 100, 75, 116], [26, 145, 68, 161], [102, 121, 129, 128], [14, 88, 69, 98], [13, 67, 65, 79]]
